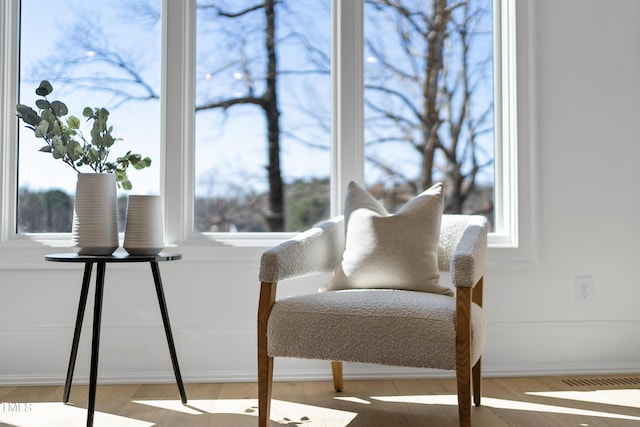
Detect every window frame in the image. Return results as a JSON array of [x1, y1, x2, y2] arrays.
[[0, 0, 536, 264], [0, 0, 19, 244]]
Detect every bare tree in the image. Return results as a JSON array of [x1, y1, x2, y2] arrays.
[[195, 1, 330, 231], [364, 0, 494, 215], [31, 11, 160, 108], [196, 1, 285, 231]]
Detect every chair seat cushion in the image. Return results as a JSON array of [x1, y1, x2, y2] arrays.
[[267, 289, 486, 370]]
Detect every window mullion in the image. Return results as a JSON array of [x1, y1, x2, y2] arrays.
[[162, 0, 196, 244], [331, 0, 364, 216]]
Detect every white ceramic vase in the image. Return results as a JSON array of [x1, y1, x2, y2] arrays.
[[71, 173, 119, 255], [123, 195, 164, 255]]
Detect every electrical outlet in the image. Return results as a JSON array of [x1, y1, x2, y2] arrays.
[[574, 276, 594, 304]]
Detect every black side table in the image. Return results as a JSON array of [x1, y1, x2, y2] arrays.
[[45, 252, 187, 427]]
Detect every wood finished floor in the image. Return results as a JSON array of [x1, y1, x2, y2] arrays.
[[1, 374, 639, 426]]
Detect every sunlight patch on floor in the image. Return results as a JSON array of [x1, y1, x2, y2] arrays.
[[371, 394, 459, 405], [0, 402, 153, 427], [132, 399, 204, 415], [481, 397, 640, 421], [527, 389, 640, 409], [333, 396, 372, 405], [134, 398, 358, 426], [371, 394, 640, 421], [5, 391, 639, 426]]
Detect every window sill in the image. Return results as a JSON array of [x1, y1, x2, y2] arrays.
[[0, 229, 537, 270]]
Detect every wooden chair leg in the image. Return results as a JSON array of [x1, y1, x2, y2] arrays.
[[471, 276, 484, 407], [456, 367, 472, 427], [258, 353, 273, 427], [472, 357, 482, 406], [331, 361, 343, 392], [456, 286, 472, 427], [258, 282, 277, 427]]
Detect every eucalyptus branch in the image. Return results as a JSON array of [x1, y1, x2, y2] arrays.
[[16, 80, 152, 190]]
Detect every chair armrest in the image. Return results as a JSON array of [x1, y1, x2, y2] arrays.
[[259, 216, 345, 283], [449, 215, 488, 288]]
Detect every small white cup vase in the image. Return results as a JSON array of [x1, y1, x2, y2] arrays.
[[123, 195, 165, 255], [71, 173, 119, 255]]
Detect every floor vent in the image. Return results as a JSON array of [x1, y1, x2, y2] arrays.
[[562, 377, 640, 387]]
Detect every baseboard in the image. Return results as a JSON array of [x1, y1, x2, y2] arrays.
[[483, 362, 640, 378], [3, 362, 640, 386]]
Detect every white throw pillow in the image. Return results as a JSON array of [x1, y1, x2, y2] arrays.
[[326, 181, 452, 296]]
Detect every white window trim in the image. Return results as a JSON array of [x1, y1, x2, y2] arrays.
[[0, 0, 537, 267], [493, 0, 518, 248], [492, 0, 539, 266], [0, 0, 19, 244]]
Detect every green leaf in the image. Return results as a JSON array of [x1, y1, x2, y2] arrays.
[[67, 115, 81, 129], [35, 99, 50, 110], [35, 80, 53, 97], [50, 101, 68, 117], [102, 133, 114, 147], [52, 136, 66, 159], [82, 107, 94, 118], [121, 179, 132, 191], [67, 140, 83, 161], [35, 120, 49, 138], [39, 145, 53, 153], [132, 155, 152, 170], [52, 120, 62, 137], [16, 103, 34, 116], [16, 104, 41, 127], [97, 107, 109, 121], [41, 110, 56, 127], [86, 147, 99, 164], [21, 112, 41, 127]]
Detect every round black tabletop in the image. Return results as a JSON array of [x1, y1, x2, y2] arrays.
[[45, 252, 182, 263]]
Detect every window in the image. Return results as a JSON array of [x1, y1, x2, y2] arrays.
[[2, 0, 522, 249], [363, 1, 495, 223], [194, 1, 331, 233], [192, 0, 500, 234], [16, 0, 161, 233]]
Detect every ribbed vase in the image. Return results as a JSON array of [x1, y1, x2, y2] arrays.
[[123, 195, 164, 255], [71, 173, 119, 255]]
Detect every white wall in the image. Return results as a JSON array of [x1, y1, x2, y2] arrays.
[[1, 0, 640, 386], [485, 0, 640, 376]]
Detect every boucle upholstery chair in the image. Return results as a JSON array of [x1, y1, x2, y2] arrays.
[[258, 214, 487, 427]]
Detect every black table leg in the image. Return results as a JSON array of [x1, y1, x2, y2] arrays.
[[64, 262, 93, 403], [87, 261, 106, 427], [150, 261, 187, 404]]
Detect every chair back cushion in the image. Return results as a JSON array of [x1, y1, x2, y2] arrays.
[[325, 181, 453, 296]]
